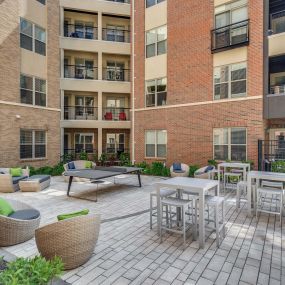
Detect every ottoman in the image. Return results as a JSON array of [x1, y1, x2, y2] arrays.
[[19, 175, 51, 192]]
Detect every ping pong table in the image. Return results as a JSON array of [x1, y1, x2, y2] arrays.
[[64, 166, 142, 200]]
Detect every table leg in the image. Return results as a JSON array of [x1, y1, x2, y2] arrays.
[[67, 176, 73, 197], [218, 166, 220, 194], [247, 175, 252, 216], [156, 185, 162, 236], [199, 192, 205, 248], [137, 171, 142, 187]]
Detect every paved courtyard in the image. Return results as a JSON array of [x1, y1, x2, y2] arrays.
[[0, 175, 285, 285]]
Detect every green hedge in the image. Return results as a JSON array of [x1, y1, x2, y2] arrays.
[[29, 163, 64, 177], [271, 161, 285, 173]]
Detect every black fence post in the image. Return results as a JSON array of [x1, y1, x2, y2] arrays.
[[258, 139, 263, 171]]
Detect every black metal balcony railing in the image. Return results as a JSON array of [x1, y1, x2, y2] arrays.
[[106, 0, 130, 3], [269, 85, 285, 95], [104, 145, 129, 155], [64, 106, 98, 120], [64, 24, 98, 40], [102, 67, 130, 81], [102, 28, 130, 43], [64, 65, 98, 80], [211, 19, 249, 52], [270, 10, 285, 35], [102, 107, 130, 121]]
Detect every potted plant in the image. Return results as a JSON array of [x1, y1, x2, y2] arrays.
[[0, 256, 66, 285]]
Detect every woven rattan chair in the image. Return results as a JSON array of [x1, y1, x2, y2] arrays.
[[35, 214, 101, 270], [170, 164, 189, 177], [0, 199, 41, 246], [63, 160, 96, 182]]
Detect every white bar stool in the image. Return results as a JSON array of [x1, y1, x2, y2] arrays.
[[150, 188, 176, 229], [160, 197, 197, 248], [224, 172, 242, 191], [205, 195, 225, 247]]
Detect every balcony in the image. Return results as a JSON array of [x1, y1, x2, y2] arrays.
[[64, 65, 98, 80], [64, 106, 98, 120], [211, 20, 249, 53], [270, 10, 285, 35], [102, 67, 130, 82], [102, 107, 130, 121], [64, 24, 98, 40], [102, 28, 130, 43]]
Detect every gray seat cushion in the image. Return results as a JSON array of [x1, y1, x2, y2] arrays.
[[12, 176, 28, 184], [27, 175, 51, 183], [9, 209, 40, 220]]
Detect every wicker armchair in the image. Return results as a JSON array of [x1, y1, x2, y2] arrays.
[[35, 214, 101, 270], [0, 199, 41, 246], [63, 160, 96, 182], [170, 163, 189, 177], [194, 166, 215, 179]]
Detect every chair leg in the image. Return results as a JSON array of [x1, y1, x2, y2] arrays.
[[183, 206, 186, 249], [236, 185, 240, 210], [222, 200, 225, 237], [193, 199, 198, 240], [215, 205, 220, 247], [280, 193, 283, 226], [166, 204, 169, 227], [150, 195, 153, 230]]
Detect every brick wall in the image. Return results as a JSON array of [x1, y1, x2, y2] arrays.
[[133, 0, 265, 168]]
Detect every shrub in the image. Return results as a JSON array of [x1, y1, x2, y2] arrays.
[[0, 256, 63, 285], [189, 165, 199, 177], [99, 153, 107, 163], [271, 160, 285, 173], [79, 151, 88, 161], [208, 159, 217, 167], [119, 153, 132, 166], [29, 163, 64, 177]]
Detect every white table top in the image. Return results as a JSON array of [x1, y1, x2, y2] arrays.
[[154, 177, 219, 191], [218, 162, 250, 168], [248, 171, 285, 181]]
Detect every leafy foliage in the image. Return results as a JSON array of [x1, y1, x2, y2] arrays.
[[0, 256, 63, 285], [136, 162, 170, 177], [79, 151, 88, 161], [119, 153, 132, 166], [188, 165, 199, 177], [207, 159, 217, 168], [271, 160, 285, 173], [29, 163, 64, 177]]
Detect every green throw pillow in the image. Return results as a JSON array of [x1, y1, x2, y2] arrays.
[[0, 198, 14, 216], [57, 209, 89, 221], [85, 161, 92, 169], [10, 168, 23, 177]]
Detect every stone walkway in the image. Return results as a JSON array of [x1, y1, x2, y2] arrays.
[[0, 175, 284, 285]]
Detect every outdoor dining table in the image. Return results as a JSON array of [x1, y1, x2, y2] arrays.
[[154, 177, 219, 248], [247, 170, 285, 216], [217, 162, 250, 193]]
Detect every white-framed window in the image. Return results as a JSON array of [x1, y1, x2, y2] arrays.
[[20, 129, 46, 159], [146, 26, 167, 58], [20, 74, 46, 107], [214, 62, 247, 100], [74, 133, 94, 153], [146, 0, 165, 8], [106, 133, 125, 153], [145, 130, 167, 158], [145, 78, 167, 107], [20, 18, 46, 56], [213, 127, 247, 161]]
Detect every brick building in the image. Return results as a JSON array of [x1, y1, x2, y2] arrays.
[[0, 0, 284, 168]]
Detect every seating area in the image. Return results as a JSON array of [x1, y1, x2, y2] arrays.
[[0, 163, 285, 284]]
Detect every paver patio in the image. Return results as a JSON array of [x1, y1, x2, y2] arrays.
[[0, 175, 284, 285]]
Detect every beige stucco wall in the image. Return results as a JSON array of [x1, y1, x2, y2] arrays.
[[213, 47, 248, 67], [19, 0, 47, 28], [145, 54, 167, 80], [64, 11, 98, 26], [145, 1, 167, 31], [60, 0, 130, 16], [64, 50, 98, 65], [269, 33, 285, 57]]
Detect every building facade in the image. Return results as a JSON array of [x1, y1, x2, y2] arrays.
[[0, 0, 284, 168], [0, 0, 60, 167], [132, 0, 285, 168]]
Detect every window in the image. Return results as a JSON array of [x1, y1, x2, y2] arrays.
[[20, 130, 46, 159], [75, 134, 94, 153], [146, 78, 167, 107], [146, 26, 167, 58], [20, 18, 46, 56], [214, 62, 246, 100], [145, 130, 167, 158], [106, 134, 125, 153], [213, 128, 246, 161], [20, 74, 46, 106], [146, 0, 165, 8], [36, 0, 46, 4]]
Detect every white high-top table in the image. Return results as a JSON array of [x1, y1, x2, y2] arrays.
[[154, 177, 219, 248], [218, 162, 250, 192], [247, 171, 285, 216]]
